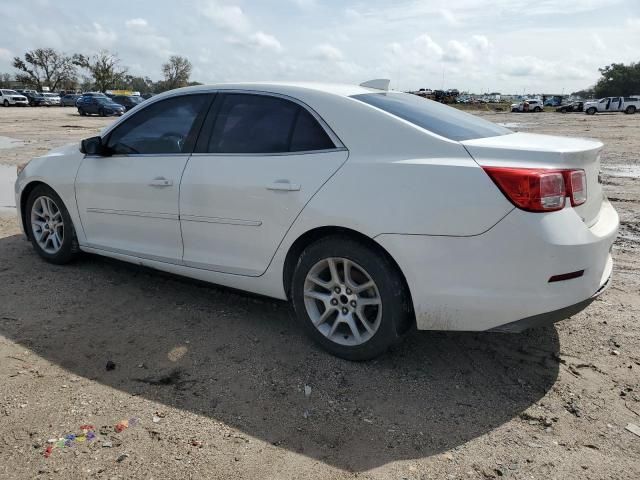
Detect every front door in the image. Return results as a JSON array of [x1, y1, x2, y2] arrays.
[[75, 93, 211, 262], [180, 92, 348, 276]]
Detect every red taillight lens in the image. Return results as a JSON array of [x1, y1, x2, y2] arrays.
[[483, 167, 566, 212], [566, 170, 587, 206]]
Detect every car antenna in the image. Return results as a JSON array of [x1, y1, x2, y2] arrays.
[[359, 79, 391, 91]]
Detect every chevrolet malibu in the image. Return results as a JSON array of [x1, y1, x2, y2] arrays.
[[14, 81, 619, 360]]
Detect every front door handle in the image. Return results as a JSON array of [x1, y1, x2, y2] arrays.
[[149, 177, 173, 187], [267, 180, 300, 192]]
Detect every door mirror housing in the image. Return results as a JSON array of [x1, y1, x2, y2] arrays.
[[80, 136, 110, 156]]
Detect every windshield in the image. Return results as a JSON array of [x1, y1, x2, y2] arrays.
[[3, 90, 18, 95], [96, 98, 114, 104], [351, 92, 511, 141]]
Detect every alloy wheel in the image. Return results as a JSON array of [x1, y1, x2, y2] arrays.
[[30, 196, 64, 254], [303, 257, 382, 346]]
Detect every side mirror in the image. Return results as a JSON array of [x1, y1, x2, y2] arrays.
[[80, 136, 110, 156]]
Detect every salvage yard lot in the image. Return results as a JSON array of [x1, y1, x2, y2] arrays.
[[0, 107, 638, 479]]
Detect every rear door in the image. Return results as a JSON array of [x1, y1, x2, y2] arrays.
[[179, 92, 348, 276], [75, 93, 212, 262]]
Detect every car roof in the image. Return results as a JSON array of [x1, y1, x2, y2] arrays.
[[151, 82, 381, 101]]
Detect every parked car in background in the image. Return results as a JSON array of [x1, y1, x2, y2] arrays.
[[583, 97, 640, 115], [556, 101, 584, 113], [76, 96, 126, 116], [42, 93, 61, 105], [29, 93, 57, 107], [14, 81, 618, 360], [511, 99, 543, 112], [0, 89, 28, 107], [60, 94, 82, 107], [81, 92, 108, 98], [111, 95, 144, 111]]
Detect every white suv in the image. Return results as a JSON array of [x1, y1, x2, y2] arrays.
[[0, 89, 28, 107], [511, 99, 544, 112]]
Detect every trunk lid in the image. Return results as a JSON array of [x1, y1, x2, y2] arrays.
[[461, 132, 604, 226]]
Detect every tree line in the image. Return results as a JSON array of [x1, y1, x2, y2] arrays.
[[0, 48, 199, 94], [571, 62, 640, 98]]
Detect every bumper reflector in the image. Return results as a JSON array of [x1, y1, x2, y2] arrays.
[[548, 270, 585, 283]]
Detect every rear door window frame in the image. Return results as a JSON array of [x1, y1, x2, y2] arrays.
[[194, 90, 345, 156]]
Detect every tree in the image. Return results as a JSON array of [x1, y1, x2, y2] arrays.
[[593, 62, 640, 97], [12, 48, 77, 90], [73, 50, 128, 93], [0, 73, 13, 88], [161, 55, 192, 90], [122, 75, 154, 94]]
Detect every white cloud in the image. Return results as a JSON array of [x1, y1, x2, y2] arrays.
[[413, 34, 443, 57], [125, 18, 148, 29], [248, 31, 283, 52], [291, 0, 316, 9], [443, 40, 472, 63], [440, 9, 459, 26], [626, 17, 640, 29], [311, 44, 344, 62], [200, 0, 251, 34], [471, 34, 490, 51], [591, 33, 606, 51], [0, 48, 12, 61]]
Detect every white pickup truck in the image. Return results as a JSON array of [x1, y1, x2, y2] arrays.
[[583, 96, 640, 115]]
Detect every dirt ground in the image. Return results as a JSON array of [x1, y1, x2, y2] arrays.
[[0, 106, 638, 480]]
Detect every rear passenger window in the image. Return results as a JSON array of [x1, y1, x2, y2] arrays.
[[207, 93, 335, 154], [290, 108, 335, 152]]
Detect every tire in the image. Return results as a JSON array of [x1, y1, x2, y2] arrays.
[[534, 106, 542, 112], [25, 185, 79, 265], [291, 235, 413, 361], [3, 100, 9, 107], [625, 106, 636, 114], [99, 108, 106, 117], [560, 108, 567, 113], [78, 108, 86, 116], [586, 107, 596, 115]]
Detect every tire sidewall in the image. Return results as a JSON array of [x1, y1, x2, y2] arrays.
[[25, 185, 78, 264], [587, 107, 596, 115], [291, 236, 411, 361]]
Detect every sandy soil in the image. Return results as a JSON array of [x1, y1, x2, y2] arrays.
[[0, 107, 638, 479]]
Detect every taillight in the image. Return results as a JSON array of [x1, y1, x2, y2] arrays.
[[483, 167, 565, 212], [567, 170, 587, 206], [483, 167, 587, 212]]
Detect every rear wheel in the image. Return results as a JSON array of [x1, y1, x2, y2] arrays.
[[625, 106, 636, 114], [291, 236, 412, 361], [534, 106, 542, 112], [78, 108, 86, 116], [586, 107, 597, 115], [25, 185, 79, 264]]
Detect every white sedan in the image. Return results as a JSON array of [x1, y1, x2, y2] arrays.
[[14, 81, 618, 360]]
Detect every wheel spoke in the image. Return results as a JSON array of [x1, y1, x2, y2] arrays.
[[358, 297, 381, 307], [51, 232, 62, 250], [328, 317, 342, 338], [343, 259, 355, 289], [39, 197, 51, 217], [327, 258, 340, 284], [353, 280, 375, 294], [308, 274, 331, 291], [345, 314, 362, 343], [304, 290, 330, 304], [314, 307, 336, 327]]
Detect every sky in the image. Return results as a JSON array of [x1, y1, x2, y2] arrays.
[[0, 0, 639, 94]]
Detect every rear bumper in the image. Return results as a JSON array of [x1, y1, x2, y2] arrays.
[[376, 199, 618, 331], [488, 262, 612, 333]]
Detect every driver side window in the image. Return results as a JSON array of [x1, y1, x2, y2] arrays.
[[107, 94, 209, 155]]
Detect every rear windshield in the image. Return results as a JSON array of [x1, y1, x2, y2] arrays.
[[351, 92, 512, 141]]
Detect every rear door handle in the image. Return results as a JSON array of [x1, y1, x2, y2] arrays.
[[267, 180, 300, 192], [149, 177, 173, 187]]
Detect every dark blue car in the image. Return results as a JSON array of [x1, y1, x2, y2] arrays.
[[76, 96, 126, 117]]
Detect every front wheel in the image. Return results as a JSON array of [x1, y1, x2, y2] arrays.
[[25, 185, 79, 264], [586, 107, 597, 115], [625, 106, 636, 114], [533, 106, 542, 112], [98, 108, 106, 117], [3, 100, 9, 107], [291, 236, 413, 361]]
